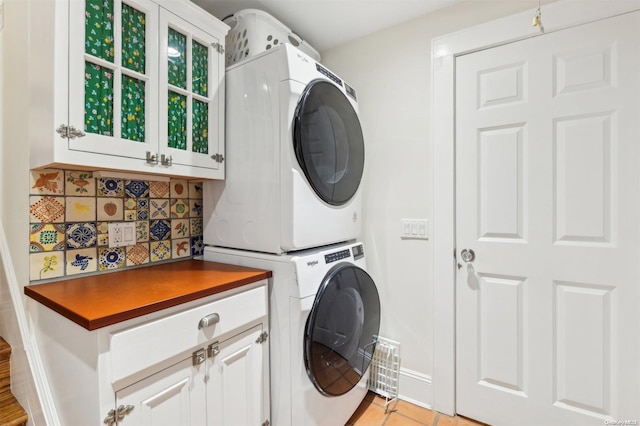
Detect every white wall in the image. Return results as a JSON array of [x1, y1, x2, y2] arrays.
[[1, 0, 47, 423], [321, 0, 554, 406]]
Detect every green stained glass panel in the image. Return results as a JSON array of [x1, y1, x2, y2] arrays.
[[84, 62, 114, 136], [122, 4, 146, 73], [168, 28, 187, 89], [168, 91, 186, 150], [192, 100, 208, 154], [192, 41, 208, 97], [121, 76, 145, 142], [85, 0, 114, 62]]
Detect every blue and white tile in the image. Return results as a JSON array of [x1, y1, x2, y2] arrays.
[[66, 248, 97, 275], [189, 182, 203, 199], [125, 180, 150, 198], [150, 199, 170, 219], [98, 178, 124, 197], [66, 222, 97, 249], [149, 219, 171, 241], [190, 236, 204, 256], [189, 199, 203, 217], [98, 247, 126, 271]]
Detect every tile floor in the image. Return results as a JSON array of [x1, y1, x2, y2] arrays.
[[347, 392, 487, 426]]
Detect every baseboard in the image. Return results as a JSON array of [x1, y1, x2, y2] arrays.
[[397, 368, 433, 409]]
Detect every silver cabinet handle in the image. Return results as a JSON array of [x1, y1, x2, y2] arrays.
[[460, 248, 476, 263], [198, 313, 220, 329]]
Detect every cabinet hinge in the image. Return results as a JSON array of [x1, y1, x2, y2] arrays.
[[104, 404, 134, 425], [212, 42, 224, 54], [56, 124, 86, 139], [211, 153, 225, 163], [256, 331, 268, 344], [262, 420, 270, 426]]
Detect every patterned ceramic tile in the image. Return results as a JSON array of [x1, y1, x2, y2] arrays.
[[171, 219, 190, 239], [149, 181, 170, 198], [98, 178, 124, 197], [29, 223, 64, 252], [172, 238, 191, 259], [150, 240, 171, 262], [137, 198, 149, 220], [124, 197, 137, 210], [190, 236, 204, 256], [99, 247, 126, 271], [125, 180, 150, 198], [150, 199, 170, 219], [65, 171, 96, 196], [66, 197, 96, 222], [96, 222, 109, 246], [189, 199, 203, 217], [97, 198, 123, 221], [29, 252, 65, 281], [66, 248, 98, 275], [30, 169, 64, 195], [126, 243, 150, 266], [170, 179, 188, 198], [30, 223, 66, 252], [66, 222, 97, 249], [170, 199, 189, 218], [124, 210, 137, 221], [149, 219, 171, 240], [30, 196, 65, 223], [136, 221, 149, 242], [189, 218, 203, 236], [188, 182, 203, 199]]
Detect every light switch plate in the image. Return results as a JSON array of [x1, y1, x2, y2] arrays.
[[108, 222, 136, 248], [401, 219, 429, 240]]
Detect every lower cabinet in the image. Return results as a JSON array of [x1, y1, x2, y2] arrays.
[[114, 325, 266, 425], [32, 280, 269, 426]]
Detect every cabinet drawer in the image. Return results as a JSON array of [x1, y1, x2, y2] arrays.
[[110, 282, 267, 382]]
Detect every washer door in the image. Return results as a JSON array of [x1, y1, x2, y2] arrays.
[[304, 263, 381, 396], [293, 80, 365, 206]]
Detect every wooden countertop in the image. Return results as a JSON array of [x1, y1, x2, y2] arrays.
[[24, 259, 272, 331]]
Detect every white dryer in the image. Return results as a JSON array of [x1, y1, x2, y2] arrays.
[[203, 44, 365, 254], [202, 242, 381, 426]]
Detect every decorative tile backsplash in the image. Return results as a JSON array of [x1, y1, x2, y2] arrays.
[[28, 169, 204, 282]]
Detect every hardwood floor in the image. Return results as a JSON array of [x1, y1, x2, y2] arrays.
[[347, 392, 487, 426]]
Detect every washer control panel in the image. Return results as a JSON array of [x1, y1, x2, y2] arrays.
[[325, 249, 351, 264]]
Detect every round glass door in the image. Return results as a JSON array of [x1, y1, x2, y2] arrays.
[[304, 263, 381, 396], [293, 80, 365, 206]]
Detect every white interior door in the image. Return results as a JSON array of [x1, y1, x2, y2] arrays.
[[455, 11, 640, 426]]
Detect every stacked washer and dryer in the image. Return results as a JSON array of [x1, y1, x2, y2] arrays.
[[202, 10, 381, 426]]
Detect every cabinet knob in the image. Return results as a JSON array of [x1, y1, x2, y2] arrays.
[[161, 154, 173, 166], [146, 151, 159, 165]]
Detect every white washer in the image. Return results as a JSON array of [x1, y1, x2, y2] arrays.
[[202, 242, 381, 426], [203, 43, 365, 254]]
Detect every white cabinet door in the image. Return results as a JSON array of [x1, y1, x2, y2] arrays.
[[207, 325, 267, 426], [115, 357, 206, 425], [159, 7, 225, 178], [68, 0, 159, 162]]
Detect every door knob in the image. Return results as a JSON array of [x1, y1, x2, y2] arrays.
[[460, 249, 475, 263]]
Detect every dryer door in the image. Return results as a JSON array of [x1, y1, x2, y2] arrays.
[[304, 263, 381, 396], [293, 80, 365, 206]]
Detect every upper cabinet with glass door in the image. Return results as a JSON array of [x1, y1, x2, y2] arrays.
[[29, 0, 228, 180]]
